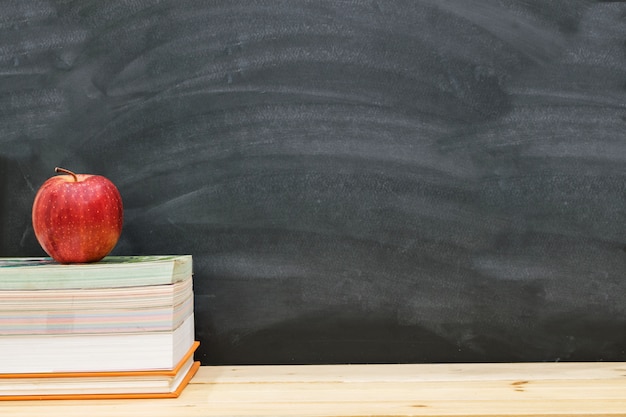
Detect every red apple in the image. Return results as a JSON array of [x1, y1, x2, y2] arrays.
[[32, 167, 124, 264]]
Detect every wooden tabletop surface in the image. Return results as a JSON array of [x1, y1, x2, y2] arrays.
[[4, 362, 626, 416]]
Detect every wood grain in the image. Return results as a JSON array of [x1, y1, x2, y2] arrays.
[[4, 363, 626, 416]]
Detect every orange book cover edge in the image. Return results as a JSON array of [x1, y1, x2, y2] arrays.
[[0, 361, 201, 401], [0, 341, 199, 379]]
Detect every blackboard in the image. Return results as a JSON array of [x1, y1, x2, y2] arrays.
[[1, 0, 625, 365]]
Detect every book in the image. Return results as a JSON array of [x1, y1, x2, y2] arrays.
[[0, 342, 200, 400], [0, 313, 196, 374], [0, 254, 198, 397], [0, 255, 192, 290], [0, 276, 193, 334]]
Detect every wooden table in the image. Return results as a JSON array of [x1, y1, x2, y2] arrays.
[[4, 362, 626, 416]]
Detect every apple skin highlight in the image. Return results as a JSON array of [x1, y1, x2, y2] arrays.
[[32, 168, 124, 264]]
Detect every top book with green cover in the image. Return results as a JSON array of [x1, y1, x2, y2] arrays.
[[0, 255, 192, 290]]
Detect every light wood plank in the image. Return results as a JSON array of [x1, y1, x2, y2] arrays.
[[3, 363, 626, 417]]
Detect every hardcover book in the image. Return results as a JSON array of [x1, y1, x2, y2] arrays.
[[0, 342, 200, 400]]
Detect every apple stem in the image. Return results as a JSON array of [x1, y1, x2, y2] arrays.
[[55, 167, 78, 182]]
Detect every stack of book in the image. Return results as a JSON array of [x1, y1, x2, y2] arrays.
[[0, 255, 199, 400]]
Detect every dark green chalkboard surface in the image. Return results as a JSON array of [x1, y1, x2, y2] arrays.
[[1, 0, 625, 364]]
